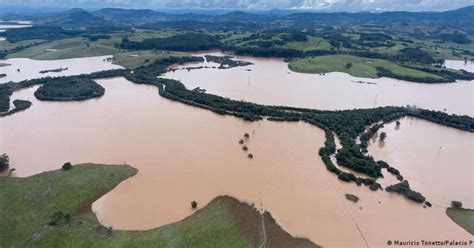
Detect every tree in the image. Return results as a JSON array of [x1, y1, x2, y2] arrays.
[[451, 201, 463, 208], [396, 120, 401, 126], [62, 162, 72, 171], [0, 154, 9, 172], [191, 201, 198, 209], [345, 63, 353, 69], [369, 184, 379, 191], [380, 132, 387, 141], [49, 211, 69, 226], [345, 194, 359, 203]]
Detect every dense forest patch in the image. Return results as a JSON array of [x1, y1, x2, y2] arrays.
[[34, 77, 105, 101], [0, 99, 32, 117], [120, 33, 223, 52]]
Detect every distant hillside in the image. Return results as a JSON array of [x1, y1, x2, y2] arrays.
[[4, 6, 474, 33], [284, 5, 474, 27], [31, 8, 111, 28], [95, 6, 474, 33], [93, 8, 175, 25]]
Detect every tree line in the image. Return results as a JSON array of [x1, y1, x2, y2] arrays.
[[1, 56, 472, 204]]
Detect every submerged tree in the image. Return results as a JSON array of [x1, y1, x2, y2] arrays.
[[242, 146, 248, 151], [244, 133, 250, 139], [248, 154, 254, 159], [0, 154, 9, 172], [380, 132, 387, 141], [238, 139, 244, 144]]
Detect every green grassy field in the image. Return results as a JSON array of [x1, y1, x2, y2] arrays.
[[4, 30, 188, 61], [284, 36, 333, 52], [288, 55, 443, 79], [128, 29, 185, 42], [0, 164, 317, 247], [446, 208, 474, 235], [0, 39, 45, 50], [6, 37, 121, 60], [112, 50, 187, 70]]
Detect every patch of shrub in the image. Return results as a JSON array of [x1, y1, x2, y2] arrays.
[[48, 211, 71, 226], [451, 201, 463, 208], [62, 162, 72, 171], [0, 154, 9, 172], [345, 194, 359, 203], [386, 180, 426, 203]]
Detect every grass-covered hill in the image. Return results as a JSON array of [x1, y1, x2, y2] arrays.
[[0, 164, 319, 247]]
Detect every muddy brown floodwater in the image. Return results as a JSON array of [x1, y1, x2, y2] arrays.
[[369, 117, 474, 209], [163, 53, 474, 116], [1, 76, 471, 247]]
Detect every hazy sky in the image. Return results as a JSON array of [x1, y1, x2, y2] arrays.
[[1, 0, 473, 11]]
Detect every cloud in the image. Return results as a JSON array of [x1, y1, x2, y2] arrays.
[[0, 0, 472, 11]]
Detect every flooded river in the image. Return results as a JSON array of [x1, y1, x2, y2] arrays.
[[1, 74, 471, 246], [164, 54, 474, 116]]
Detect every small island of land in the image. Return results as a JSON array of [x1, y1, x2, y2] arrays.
[[34, 77, 105, 101], [0, 99, 32, 117], [39, 67, 68, 74]]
